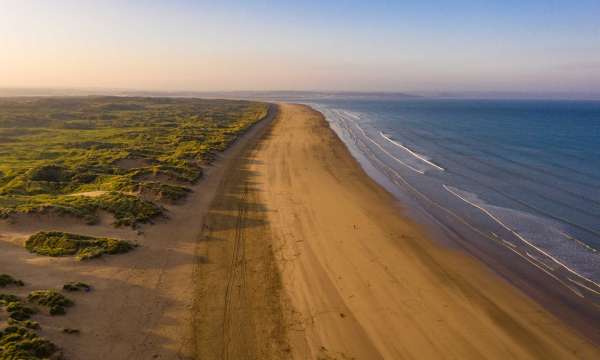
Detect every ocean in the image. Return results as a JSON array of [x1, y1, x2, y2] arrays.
[[305, 98, 600, 297]]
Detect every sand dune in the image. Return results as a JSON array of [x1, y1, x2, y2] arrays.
[[0, 110, 277, 360]]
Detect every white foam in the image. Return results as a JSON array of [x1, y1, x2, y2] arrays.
[[328, 109, 429, 174], [444, 185, 600, 287], [353, 122, 426, 174], [380, 132, 445, 171], [340, 110, 361, 120]]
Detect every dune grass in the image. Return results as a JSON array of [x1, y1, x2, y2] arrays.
[[0, 97, 269, 227], [0, 294, 20, 304], [27, 290, 73, 316], [0, 326, 61, 359], [5, 301, 38, 321], [7, 319, 40, 330], [0, 276, 87, 359], [0, 294, 38, 322], [0, 274, 24, 288], [26, 231, 136, 260]]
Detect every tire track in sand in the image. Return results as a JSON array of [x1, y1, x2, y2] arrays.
[[221, 180, 250, 359]]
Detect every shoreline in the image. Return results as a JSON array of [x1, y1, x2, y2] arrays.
[[258, 103, 598, 358], [314, 103, 600, 346]]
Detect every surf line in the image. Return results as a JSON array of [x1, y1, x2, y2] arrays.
[[343, 129, 591, 297], [568, 278, 600, 296], [500, 242, 584, 298], [350, 121, 426, 175], [350, 130, 587, 297], [444, 185, 600, 290], [380, 132, 445, 171], [340, 110, 361, 120]]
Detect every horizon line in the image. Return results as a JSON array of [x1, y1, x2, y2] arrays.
[[1, 86, 600, 101]]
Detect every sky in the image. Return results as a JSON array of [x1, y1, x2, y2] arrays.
[[1, 0, 599, 94]]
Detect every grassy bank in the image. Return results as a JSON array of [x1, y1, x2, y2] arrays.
[[0, 97, 269, 226]]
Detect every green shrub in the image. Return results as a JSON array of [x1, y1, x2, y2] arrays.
[[0, 274, 24, 288], [27, 290, 73, 316], [0, 326, 60, 359], [0, 294, 20, 304], [25, 231, 136, 260], [4, 301, 37, 321], [1, 294, 38, 321], [62, 282, 91, 292], [95, 192, 163, 227], [7, 319, 40, 330]]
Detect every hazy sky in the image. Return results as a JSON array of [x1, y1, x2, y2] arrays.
[[1, 0, 599, 93]]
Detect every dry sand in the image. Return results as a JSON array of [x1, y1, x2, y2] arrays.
[[1, 103, 598, 359]]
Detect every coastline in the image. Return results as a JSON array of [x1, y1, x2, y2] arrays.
[[1, 101, 597, 359], [313, 102, 600, 345], [256, 103, 598, 358]]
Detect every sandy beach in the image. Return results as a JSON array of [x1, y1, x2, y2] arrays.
[[240, 103, 598, 359], [1, 102, 598, 359]]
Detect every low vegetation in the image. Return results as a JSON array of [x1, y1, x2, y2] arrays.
[[0, 294, 20, 304], [0, 97, 269, 359], [1, 192, 164, 227], [0, 97, 269, 227], [0, 275, 90, 359], [0, 326, 61, 359], [62, 282, 91, 292], [1, 294, 37, 322], [26, 231, 136, 260], [27, 290, 73, 316], [0, 275, 24, 288], [7, 319, 40, 330], [5, 301, 37, 321]]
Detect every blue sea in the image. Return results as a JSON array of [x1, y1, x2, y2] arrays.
[[305, 98, 600, 297]]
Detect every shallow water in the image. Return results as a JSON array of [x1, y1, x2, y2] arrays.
[[304, 98, 600, 295]]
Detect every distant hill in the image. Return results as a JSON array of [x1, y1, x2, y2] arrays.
[[200, 91, 420, 101], [0, 88, 418, 101]]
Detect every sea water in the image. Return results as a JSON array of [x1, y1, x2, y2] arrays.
[[305, 98, 600, 296]]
